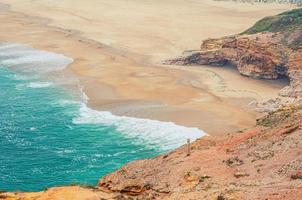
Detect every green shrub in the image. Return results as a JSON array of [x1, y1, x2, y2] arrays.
[[243, 8, 302, 34]]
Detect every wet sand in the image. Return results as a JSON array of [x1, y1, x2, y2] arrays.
[[0, 0, 292, 135]]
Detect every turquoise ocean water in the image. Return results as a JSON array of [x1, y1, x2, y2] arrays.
[[0, 43, 205, 192], [0, 67, 163, 191]]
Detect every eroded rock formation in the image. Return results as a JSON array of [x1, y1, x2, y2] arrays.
[[164, 9, 302, 98]]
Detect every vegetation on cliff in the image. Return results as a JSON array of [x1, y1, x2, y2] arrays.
[[243, 8, 302, 49], [215, 0, 302, 6], [244, 9, 302, 34]]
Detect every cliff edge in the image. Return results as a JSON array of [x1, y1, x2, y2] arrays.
[[96, 99, 302, 199]]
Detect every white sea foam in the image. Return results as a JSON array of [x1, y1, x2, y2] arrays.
[[27, 82, 54, 88], [0, 43, 30, 51], [80, 86, 89, 103], [58, 99, 80, 106], [13, 74, 37, 81], [0, 43, 73, 73], [15, 82, 53, 89], [73, 103, 206, 151]]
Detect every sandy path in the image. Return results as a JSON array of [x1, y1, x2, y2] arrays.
[[0, 0, 292, 135]]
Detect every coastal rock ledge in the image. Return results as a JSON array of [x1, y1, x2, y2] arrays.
[[164, 8, 302, 98]]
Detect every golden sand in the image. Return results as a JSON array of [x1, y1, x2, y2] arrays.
[[0, 0, 292, 135]]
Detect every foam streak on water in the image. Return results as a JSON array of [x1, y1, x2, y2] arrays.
[[27, 81, 54, 88], [74, 103, 205, 151], [0, 43, 73, 73]]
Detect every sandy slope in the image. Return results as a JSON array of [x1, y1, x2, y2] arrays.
[[97, 100, 302, 199], [0, 0, 292, 135]]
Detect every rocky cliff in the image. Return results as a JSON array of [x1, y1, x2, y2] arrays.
[[164, 9, 302, 98], [96, 99, 302, 200]]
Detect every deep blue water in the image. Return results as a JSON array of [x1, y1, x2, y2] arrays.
[[0, 67, 163, 191]]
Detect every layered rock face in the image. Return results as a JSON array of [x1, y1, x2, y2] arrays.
[[164, 9, 302, 98], [221, 33, 288, 79]]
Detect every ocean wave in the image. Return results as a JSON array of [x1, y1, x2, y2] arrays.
[[12, 74, 37, 81], [15, 83, 25, 90], [73, 103, 206, 151], [0, 43, 73, 74], [0, 43, 30, 51], [57, 99, 81, 106], [15, 82, 53, 89], [27, 82, 54, 88]]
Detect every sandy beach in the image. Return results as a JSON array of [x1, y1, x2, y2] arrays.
[[0, 0, 293, 135]]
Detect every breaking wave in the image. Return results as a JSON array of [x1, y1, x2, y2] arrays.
[[73, 103, 206, 151], [27, 82, 54, 88], [0, 43, 73, 74]]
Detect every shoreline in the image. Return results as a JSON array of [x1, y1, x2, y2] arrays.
[[0, 1, 293, 135], [0, 2, 301, 198], [0, 58, 206, 192]]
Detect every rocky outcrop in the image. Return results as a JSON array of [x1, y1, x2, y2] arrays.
[[163, 50, 227, 66], [94, 99, 302, 199], [280, 46, 302, 97], [164, 33, 291, 78], [223, 33, 289, 79], [164, 9, 302, 98]]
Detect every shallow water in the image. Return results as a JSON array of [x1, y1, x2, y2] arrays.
[[0, 43, 205, 191]]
